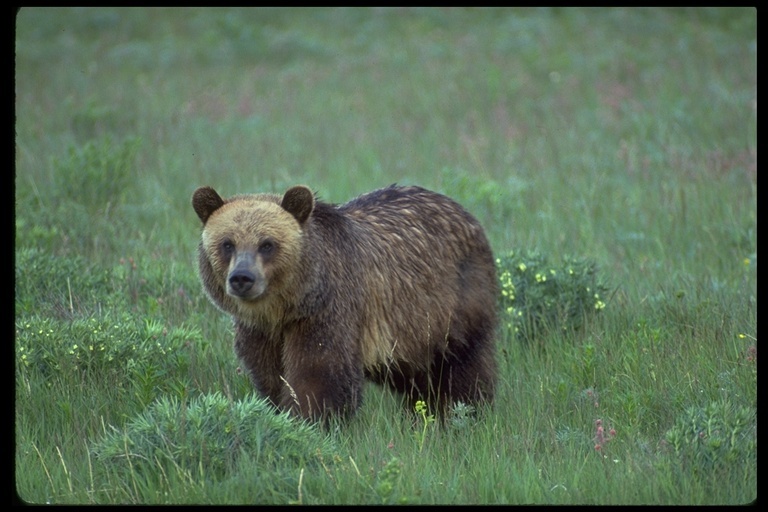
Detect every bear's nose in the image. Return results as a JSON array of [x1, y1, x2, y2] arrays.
[[228, 269, 256, 295]]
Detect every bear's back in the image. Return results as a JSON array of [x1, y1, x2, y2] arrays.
[[310, 185, 497, 371]]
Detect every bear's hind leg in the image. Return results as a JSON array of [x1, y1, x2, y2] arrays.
[[432, 331, 497, 415]]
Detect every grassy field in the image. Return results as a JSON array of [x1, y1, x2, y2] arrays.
[[15, 7, 756, 504]]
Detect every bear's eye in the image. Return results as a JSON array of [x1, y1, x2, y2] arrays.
[[221, 240, 235, 255], [259, 240, 275, 256]]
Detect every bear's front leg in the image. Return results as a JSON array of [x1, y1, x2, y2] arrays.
[[279, 324, 364, 422], [234, 322, 284, 407]]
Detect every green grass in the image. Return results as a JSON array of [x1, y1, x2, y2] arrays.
[[15, 7, 756, 504]]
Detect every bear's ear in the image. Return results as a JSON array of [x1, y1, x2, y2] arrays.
[[192, 186, 225, 224], [281, 186, 315, 225]]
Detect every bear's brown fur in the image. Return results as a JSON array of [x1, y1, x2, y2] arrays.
[[192, 184, 498, 422]]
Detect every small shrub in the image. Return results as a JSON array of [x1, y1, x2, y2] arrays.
[[15, 314, 200, 384], [496, 249, 610, 345], [14, 216, 60, 253], [447, 401, 476, 431], [90, 392, 335, 484], [373, 457, 405, 504], [663, 400, 756, 475]]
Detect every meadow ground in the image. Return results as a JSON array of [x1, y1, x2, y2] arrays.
[[15, 7, 755, 504]]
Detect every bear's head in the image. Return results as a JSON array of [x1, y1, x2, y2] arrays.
[[192, 185, 315, 323]]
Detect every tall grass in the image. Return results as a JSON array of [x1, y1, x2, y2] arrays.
[[15, 7, 755, 504]]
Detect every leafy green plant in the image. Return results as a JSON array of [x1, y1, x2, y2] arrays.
[[447, 401, 476, 431], [15, 314, 199, 384], [374, 456, 404, 504], [496, 249, 610, 345], [663, 400, 756, 474], [90, 392, 335, 484], [414, 400, 435, 453]]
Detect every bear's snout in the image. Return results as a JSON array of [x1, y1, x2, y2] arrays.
[[226, 256, 267, 299], [228, 268, 256, 295]]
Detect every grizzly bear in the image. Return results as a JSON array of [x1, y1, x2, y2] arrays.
[[192, 184, 498, 422]]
